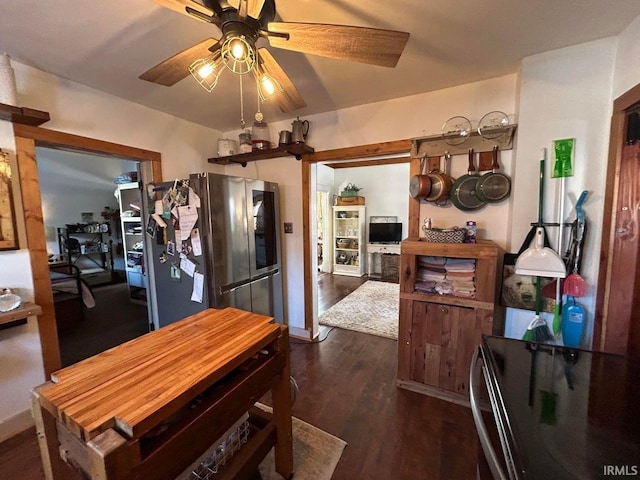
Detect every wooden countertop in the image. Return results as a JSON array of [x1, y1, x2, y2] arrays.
[[37, 307, 280, 442]]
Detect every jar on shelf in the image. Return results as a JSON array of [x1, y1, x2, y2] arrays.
[[239, 129, 252, 153], [251, 120, 270, 151]]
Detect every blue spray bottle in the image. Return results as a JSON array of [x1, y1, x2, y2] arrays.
[[562, 296, 585, 348]]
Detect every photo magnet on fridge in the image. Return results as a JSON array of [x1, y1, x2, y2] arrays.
[[146, 215, 157, 237]]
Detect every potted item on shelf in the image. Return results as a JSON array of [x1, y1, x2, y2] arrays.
[[340, 183, 362, 197], [337, 184, 365, 206]]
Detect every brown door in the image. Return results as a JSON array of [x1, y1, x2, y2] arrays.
[[596, 92, 640, 355]]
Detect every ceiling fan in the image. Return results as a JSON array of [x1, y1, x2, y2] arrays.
[[139, 0, 410, 113]]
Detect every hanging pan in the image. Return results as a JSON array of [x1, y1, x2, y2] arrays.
[[476, 146, 511, 203], [425, 154, 453, 205], [451, 149, 486, 211], [409, 155, 432, 200]]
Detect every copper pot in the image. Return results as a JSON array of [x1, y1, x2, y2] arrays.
[[409, 156, 432, 199], [426, 154, 453, 203]]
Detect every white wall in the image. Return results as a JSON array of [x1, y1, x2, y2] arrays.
[[333, 163, 410, 238], [613, 13, 640, 99], [0, 60, 223, 432], [504, 38, 618, 345]]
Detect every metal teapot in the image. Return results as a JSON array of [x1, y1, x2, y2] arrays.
[[291, 117, 309, 143]]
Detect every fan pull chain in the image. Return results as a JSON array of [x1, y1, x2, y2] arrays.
[[254, 77, 263, 122], [239, 73, 245, 129]]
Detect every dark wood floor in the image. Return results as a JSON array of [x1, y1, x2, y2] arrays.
[[1, 275, 479, 479], [317, 271, 368, 315]]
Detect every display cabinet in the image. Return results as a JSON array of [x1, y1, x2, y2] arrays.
[[396, 239, 503, 405], [118, 182, 146, 303], [332, 205, 366, 277]]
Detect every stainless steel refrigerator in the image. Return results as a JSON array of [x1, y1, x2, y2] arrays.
[[145, 173, 284, 328]]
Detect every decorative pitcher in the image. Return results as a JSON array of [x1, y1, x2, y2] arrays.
[[291, 117, 309, 143]]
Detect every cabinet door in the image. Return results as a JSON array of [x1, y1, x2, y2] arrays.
[[408, 301, 492, 395]]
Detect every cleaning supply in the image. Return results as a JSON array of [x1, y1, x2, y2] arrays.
[[515, 152, 566, 278], [564, 191, 588, 297], [522, 277, 554, 343], [561, 296, 585, 347], [551, 139, 572, 336]]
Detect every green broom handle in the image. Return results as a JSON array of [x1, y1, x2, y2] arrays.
[[538, 157, 545, 225]]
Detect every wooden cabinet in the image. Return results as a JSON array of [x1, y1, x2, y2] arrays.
[[397, 239, 503, 405], [332, 206, 366, 277]]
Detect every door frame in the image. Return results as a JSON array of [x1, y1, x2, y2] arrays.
[[13, 124, 162, 376], [302, 140, 413, 337], [594, 82, 640, 353]]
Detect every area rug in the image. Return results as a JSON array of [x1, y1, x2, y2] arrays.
[[319, 280, 399, 339], [258, 406, 347, 480]]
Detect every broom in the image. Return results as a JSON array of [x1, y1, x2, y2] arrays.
[[563, 191, 588, 297], [523, 276, 554, 343]]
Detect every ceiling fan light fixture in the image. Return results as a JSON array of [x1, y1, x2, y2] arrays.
[[253, 65, 282, 100], [221, 34, 256, 75], [188, 55, 223, 92]]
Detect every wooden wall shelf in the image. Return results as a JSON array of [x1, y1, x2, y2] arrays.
[[0, 102, 50, 126], [208, 143, 314, 166], [0, 302, 42, 328]]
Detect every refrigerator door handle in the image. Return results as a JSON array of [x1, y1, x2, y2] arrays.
[[219, 269, 280, 295]]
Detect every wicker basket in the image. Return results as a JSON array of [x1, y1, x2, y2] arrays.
[[336, 239, 351, 249], [423, 228, 465, 244]]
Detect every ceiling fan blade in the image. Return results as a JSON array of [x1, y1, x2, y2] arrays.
[[257, 48, 306, 113], [267, 22, 409, 68], [139, 38, 220, 86], [151, 0, 219, 25], [227, 0, 265, 20]]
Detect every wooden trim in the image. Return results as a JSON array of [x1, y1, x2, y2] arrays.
[[325, 156, 409, 169], [408, 156, 421, 238], [305, 139, 412, 163], [302, 140, 413, 332], [14, 126, 163, 377], [594, 82, 640, 353], [13, 124, 162, 164], [301, 160, 313, 333]]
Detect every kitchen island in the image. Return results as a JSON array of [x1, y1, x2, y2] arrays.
[[31, 307, 293, 480]]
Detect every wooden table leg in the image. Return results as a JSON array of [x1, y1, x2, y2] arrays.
[[31, 383, 71, 480], [271, 327, 293, 479]]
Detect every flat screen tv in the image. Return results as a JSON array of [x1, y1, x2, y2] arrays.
[[369, 222, 403, 244]]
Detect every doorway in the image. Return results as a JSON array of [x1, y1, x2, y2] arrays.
[[302, 141, 413, 338], [37, 147, 150, 366], [595, 82, 640, 355], [14, 124, 161, 376]]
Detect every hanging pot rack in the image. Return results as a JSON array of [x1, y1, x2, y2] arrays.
[[411, 124, 517, 159]]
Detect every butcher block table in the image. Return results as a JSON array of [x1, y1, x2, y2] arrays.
[[31, 307, 293, 480]]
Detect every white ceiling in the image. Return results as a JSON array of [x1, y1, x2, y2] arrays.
[[1, 1, 639, 132]]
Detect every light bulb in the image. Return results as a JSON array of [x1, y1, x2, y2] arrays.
[[230, 39, 246, 60], [261, 76, 275, 95], [197, 63, 215, 79]]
